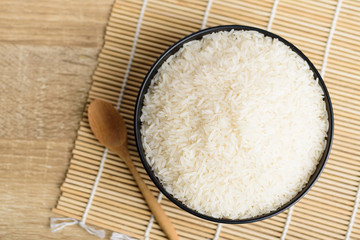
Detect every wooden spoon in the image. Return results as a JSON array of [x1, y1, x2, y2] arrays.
[[88, 99, 179, 240]]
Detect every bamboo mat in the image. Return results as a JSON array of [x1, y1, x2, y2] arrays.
[[52, 0, 360, 239]]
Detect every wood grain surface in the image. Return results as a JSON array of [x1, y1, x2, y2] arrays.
[[0, 1, 114, 239]]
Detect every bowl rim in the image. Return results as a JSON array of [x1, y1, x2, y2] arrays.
[[134, 25, 334, 224]]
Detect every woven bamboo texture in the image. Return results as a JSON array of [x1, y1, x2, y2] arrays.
[[53, 0, 360, 239]]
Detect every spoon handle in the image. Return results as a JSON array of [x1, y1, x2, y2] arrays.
[[114, 148, 179, 240]]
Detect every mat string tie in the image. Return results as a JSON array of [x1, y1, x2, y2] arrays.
[[111, 232, 139, 240], [50, 217, 105, 239]]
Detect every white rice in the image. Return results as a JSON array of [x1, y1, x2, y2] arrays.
[[140, 30, 328, 219]]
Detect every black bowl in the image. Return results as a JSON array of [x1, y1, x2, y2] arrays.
[[134, 25, 334, 224]]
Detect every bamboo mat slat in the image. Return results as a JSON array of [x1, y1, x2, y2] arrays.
[[53, 0, 360, 239]]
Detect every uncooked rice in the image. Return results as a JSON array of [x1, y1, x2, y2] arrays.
[[140, 30, 328, 219]]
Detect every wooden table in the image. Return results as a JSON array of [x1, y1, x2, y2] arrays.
[[0, 1, 114, 239]]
